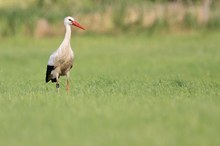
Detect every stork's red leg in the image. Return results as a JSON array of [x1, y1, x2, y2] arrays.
[[56, 73, 60, 93], [66, 80, 70, 92], [66, 72, 70, 92]]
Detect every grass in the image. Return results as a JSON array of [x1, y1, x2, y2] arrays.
[[0, 31, 220, 146]]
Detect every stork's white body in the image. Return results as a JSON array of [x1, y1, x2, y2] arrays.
[[45, 16, 85, 92], [47, 23, 74, 78]]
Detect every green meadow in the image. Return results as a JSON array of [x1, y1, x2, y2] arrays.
[[0, 31, 220, 146]]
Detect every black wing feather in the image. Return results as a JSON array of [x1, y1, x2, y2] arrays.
[[45, 65, 56, 83]]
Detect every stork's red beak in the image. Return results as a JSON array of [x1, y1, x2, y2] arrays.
[[72, 21, 85, 30]]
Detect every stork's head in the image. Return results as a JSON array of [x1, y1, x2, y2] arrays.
[[64, 16, 85, 30]]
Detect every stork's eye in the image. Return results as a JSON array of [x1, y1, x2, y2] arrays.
[[68, 19, 72, 21]]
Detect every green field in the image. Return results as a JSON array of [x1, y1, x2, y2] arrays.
[[0, 32, 220, 146]]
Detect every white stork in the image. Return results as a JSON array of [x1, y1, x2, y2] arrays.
[[45, 16, 85, 92]]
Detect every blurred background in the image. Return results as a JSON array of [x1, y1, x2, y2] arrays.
[[0, 0, 219, 37]]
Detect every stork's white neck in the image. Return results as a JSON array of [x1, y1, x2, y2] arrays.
[[61, 24, 72, 48], [65, 24, 71, 41]]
